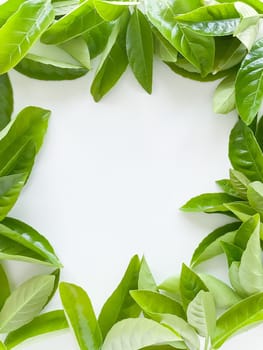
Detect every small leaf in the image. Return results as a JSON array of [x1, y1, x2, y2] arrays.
[[212, 292, 263, 348], [0, 74, 13, 131], [191, 223, 240, 267], [229, 120, 263, 181], [158, 275, 181, 303], [0, 275, 55, 333], [101, 318, 182, 350], [0, 0, 54, 74], [224, 202, 256, 221], [234, 215, 258, 249], [216, 179, 241, 198], [0, 264, 10, 310], [221, 241, 243, 266], [138, 256, 157, 291], [126, 9, 153, 93], [60, 37, 91, 69], [247, 181, 263, 218], [213, 73, 236, 114], [153, 28, 178, 63], [4, 310, 68, 349], [180, 264, 208, 310], [229, 169, 249, 200], [181, 193, 239, 213], [60, 282, 102, 350], [235, 38, 263, 124], [229, 261, 247, 297], [98, 255, 141, 339]]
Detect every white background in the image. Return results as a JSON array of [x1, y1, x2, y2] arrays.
[[3, 61, 263, 348]]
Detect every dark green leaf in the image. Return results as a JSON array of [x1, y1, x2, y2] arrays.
[[4, 310, 68, 349], [60, 282, 102, 350], [180, 264, 208, 310], [98, 255, 141, 339], [15, 54, 88, 81], [0, 74, 13, 131], [0, 0, 54, 74], [181, 193, 239, 213], [235, 38, 263, 125], [126, 9, 153, 93]]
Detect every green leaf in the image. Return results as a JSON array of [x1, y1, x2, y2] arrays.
[[180, 264, 208, 310], [217, 0, 263, 13], [0, 106, 50, 177], [101, 318, 182, 350], [221, 241, 243, 266], [94, 0, 128, 21], [238, 214, 263, 294], [126, 9, 153, 93], [0, 174, 27, 220], [0, 0, 54, 74], [191, 222, 240, 267], [153, 28, 178, 63], [41, 0, 104, 45], [229, 169, 250, 200], [98, 255, 141, 339], [4, 310, 68, 349], [138, 256, 157, 291], [0, 0, 26, 28], [130, 290, 185, 319], [144, 0, 215, 77], [198, 273, 241, 310], [212, 292, 263, 348], [0, 342, 6, 350], [59, 37, 91, 69], [228, 261, 247, 296], [91, 12, 129, 101], [0, 74, 13, 131], [0, 217, 61, 267], [229, 120, 263, 181], [247, 181, 263, 218], [187, 291, 216, 342], [158, 276, 181, 303], [216, 179, 241, 198], [59, 282, 102, 350], [52, 0, 79, 16], [0, 264, 10, 311], [175, 3, 240, 36], [181, 193, 239, 213], [0, 275, 55, 333], [234, 215, 258, 249], [256, 115, 263, 151], [224, 202, 256, 221], [15, 53, 89, 80], [235, 38, 263, 124], [213, 73, 236, 114]]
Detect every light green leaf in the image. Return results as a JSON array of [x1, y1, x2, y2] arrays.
[[181, 193, 238, 213], [191, 223, 239, 267], [224, 202, 256, 221], [0, 264, 10, 311], [229, 169, 249, 200], [60, 282, 102, 350], [52, 0, 79, 16], [60, 37, 91, 69], [98, 255, 140, 339], [213, 73, 236, 114], [0, 0, 26, 28], [126, 9, 153, 93], [138, 256, 157, 291], [15, 53, 89, 80], [0, 74, 13, 131], [247, 181, 263, 218], [101, 318, 182, 350], [175, 3, 240, 36], [0, 0, 54, 74], [198, 273, 241, 310], [235, 38, 263, 124], [153, 28, 178, 63], [221, 241, 243, 266], [0, 275, 55, 333], [234, 215, 258, 249], [229, 261, 247, 296], [212, 292, 263, 348], [0, 342, 6, 350], [216, 179, 241, 198], [94, 0, 127, 21], [158, 276, 181, 303], [41, 0, 104, 45], [229, 120, 263, 181], [4, 310, 68, 349]]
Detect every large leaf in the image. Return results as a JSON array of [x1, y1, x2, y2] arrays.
[[235, 38, 263, 124], [101, 318, 182, 350], [213, 73, 236, 114], [98, 255, 141, 338], [0, 106, 50, 177], [191, 223, 240, 267], [4, 310, 68, 349], [175, 3, 240, 36], [15, 53, 89, 80], [0, 275, 55, 333], [41, 0, 104, 45], [0, 265, 10, 311], [180, 264, 208, 309], [181, 193, 238, 213], [0, 0, 25, 28], [91, 12, 129, 101], [144, 0, 215, 77], [126, 9, 153, 93], [0, 174, 27, 220], [212, 292, 263, 348], [0, 0, 54, 74], [59, 283, 102, 350], [229, 120, 263, 181], [0, 75, 13, 131], [0, 217, 61, 266]]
